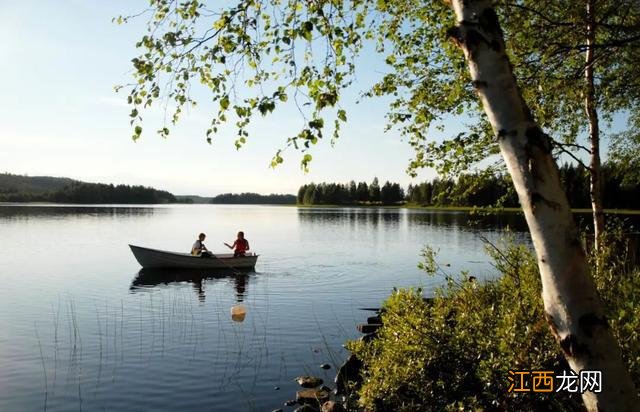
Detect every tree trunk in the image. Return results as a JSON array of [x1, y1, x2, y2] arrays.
[[585, 0, 605, 252], [447, 0, 638, 410]]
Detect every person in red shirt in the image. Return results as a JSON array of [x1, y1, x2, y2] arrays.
[[224, 231, 250, 257]]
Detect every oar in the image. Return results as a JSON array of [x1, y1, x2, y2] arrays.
[[209, 248, 241, 275]]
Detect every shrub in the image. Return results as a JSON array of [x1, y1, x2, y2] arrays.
[[348, 236, 639, 411], [588, 223, 640, 386]]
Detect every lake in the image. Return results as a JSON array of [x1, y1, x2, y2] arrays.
[[1, 204, 628, 411]]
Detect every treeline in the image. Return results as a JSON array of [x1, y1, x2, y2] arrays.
[[297, 163, 640, 209], [407, 173, 518, 207], [297, 178, 405, 205], [209, 192, 296, 204], [558, 163, 640, 209], [0, 182, 177, 204]]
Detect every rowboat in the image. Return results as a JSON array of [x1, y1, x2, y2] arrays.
[[129, 244, 259, 269]]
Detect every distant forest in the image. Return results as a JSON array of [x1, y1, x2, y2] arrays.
[[0, 173, 296, 205], [298, 178, 405, 206], [0, 173, 176, 204], [209, 192, 296, 204], [297, 163, 640, 209], [48, 182, 177, 204], [4, 163, 639, 208]]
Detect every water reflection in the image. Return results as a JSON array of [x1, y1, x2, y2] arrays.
[[296, 207, 531, 232], [130, 268, 252, 303], [0, 204, 157, 221], [297, 207, 399, 229], [6, 204, 640, 411], [230, 304, 247, 322]]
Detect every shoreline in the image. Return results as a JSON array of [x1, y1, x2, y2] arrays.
[[294, 204, 640, 215], [2, 202, 640, 215]]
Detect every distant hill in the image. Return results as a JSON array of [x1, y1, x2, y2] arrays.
[[0, 173, 176, 204], [175, 195, 212, 204], [210, 192, 296, 204], [0, 173, 296, 205], [0, 173, 77, 194]]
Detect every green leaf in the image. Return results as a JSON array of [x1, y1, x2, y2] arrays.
[[220, 96, 230, 110], [133, 125, 142, 140]]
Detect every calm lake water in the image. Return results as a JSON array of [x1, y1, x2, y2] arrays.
[[1, 204, 631, 411]]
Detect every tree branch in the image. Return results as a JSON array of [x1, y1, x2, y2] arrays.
[[556, 141, 592, 154], [552, 142, 592, 171], [503, 2, 574, 27]]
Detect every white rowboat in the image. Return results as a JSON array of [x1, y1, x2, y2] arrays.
[[129, 245, 258, 269]]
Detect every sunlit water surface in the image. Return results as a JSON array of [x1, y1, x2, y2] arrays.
[[0, 204, 556, 411]]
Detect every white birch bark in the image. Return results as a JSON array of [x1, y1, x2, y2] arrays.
[[447, 0, 638, 409], [585, 0, 605, 252]]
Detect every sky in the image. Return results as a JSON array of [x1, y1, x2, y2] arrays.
[[0, 1, 626, 196], [0, 0, 436, 196]]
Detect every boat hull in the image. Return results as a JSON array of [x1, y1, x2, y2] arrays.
[[129, 245, 258, 269]]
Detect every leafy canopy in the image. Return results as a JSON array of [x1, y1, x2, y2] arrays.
[[499, 0, 640, 163], [118, 1, 640, 176], [117, 0, 499, 174], [608, 113, 640, 186]]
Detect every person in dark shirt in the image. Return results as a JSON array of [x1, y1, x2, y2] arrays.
[[191, 233, 212, 257]]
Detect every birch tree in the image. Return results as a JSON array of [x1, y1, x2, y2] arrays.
[[118, 0, 639, 408], [499, 0, 640, 250], [446, 1, 637, 408]]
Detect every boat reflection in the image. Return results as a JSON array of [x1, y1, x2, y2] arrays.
[[130, 267, 253, 303]]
